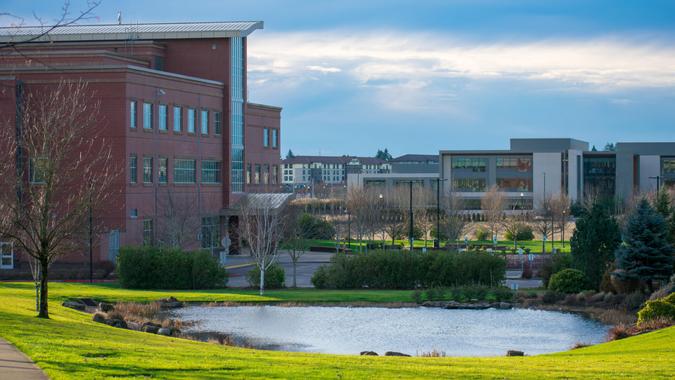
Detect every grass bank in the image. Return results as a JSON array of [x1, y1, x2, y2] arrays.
[[0, 282, 673, 379]]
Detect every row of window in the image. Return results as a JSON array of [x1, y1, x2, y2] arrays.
[[130, 100, 222, 136], [245, 163, 279, 185], [262, 127, 279, 149], [452, 178, 533, 192], [129, 155, 222, 184]]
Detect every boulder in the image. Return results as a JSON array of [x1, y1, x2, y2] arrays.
[[106, 319, 128, 329], [384, 351, 410, 357], [98, 302, 114, 312], [92, 312, 107, 324], [62, 300, 86, 311], [506, 350, 524, 356], [158, 297, 184, 309], [497, 302, 513, 310], [158, 328, 173, 336], [141, 322, 161, 334], [360, 351, 378, 356], [127, 321, 141, 331]]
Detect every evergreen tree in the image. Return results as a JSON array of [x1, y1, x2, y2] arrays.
[[615, 198, 674, 292], [653, 190, 675, 243], [286, 149, 295, 159], [603, 143, 616, 151], [570, 201, 622, 289]]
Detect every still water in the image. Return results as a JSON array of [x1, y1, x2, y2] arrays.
[[174, 306, 609, 356]]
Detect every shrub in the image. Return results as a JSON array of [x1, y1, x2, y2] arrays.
[[298, 213, 335, 240], [474, 227, 489, 241], [542, 290, 561, 304], [247, 264, 285, 289], [117, 246, 227, 289], [540, 252, 573, 287], [548, 269, 586, 294], [623, 291, 647, 311], [311, 250, 506, 289], [637, 293, 675, 325], [504, 224, 534, 241]]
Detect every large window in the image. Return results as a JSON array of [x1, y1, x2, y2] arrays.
[[158, 104, 167, 131], [0, 242, 13, 269], [173, 106, 182, 132], [254, 164, 261, 184], [143, 157, 153, 183], [130, 100, 137, 129], [187, 108, 195, 134], [201, 216, 220, 249], [143, 102, 153, 130], [263, 128, 269, 147], [129, 155, 137, 184], [496, 157, 532, 171], [158, 158, 168, 184], [142, 219, 154, 246], [173, 159, 196, 183], [200, 110, 209, 135], [230, 37, 245, 192], [662, 157, 675, 189], [452, 157, 488, 172], [263, 164, 270, 184], [246, 163, 252, 184], [214, 112, 222, 135], [583, 155, 616, 199], [452, 178, 487, 192], [272, 129, 278, 148], [271, 165, 278, 184], [497, 178, 532, 192], [201, 160, 222, 184]]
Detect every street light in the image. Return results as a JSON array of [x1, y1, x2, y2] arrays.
[[649, 175, 661, 193], [434, 178, 448, 249], [561, 209, 566, 248]]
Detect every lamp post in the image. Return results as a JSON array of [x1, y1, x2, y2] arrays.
[[409, 181, 413, 250], [434, 178, 448, 249], [561, 209, 566, 248], [649, 175, 661, 193]]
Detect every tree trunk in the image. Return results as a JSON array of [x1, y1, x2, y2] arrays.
[[292, 260, 297, 288], [259, 268, 265, 296], [38, 259, 49, 318]]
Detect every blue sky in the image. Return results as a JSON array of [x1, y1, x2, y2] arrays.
[[4, 0, 675, 156]]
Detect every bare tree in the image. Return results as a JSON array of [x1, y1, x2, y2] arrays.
[[413, 186, 434, 248], [381, 187, 407, 247], [346, 187, 369, 252], [549, 193, 571, 247], [0, 80, 117, 318], [238, 195, 286, 295], [481, 185, 505, 245], [282, 205, 310, 288], [533, 197, 554, 253], [442, 191, 466, 248], [501, 214, 529, 249], [155, 188, 200, 248]]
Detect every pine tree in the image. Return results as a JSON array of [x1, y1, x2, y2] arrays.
[[570, 201, 622, 289], [286, 149, 295, 159], [653, 190, 675, 243], [615, 198, 674, 292]]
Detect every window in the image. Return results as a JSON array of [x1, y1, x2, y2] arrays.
[[0, 242, 13, 269], [129, 155, 137, 184], [158, 104, 167, 131], [263, 164, 269, 184], [143, 157, 153, 183], [142, 219, 154, 246], [451, 157, 488, 172], [143, 102, 153, 130], [263, 128, 269, 147], [497, 178, 533, 192], [452, 178, 487, 192], [173, 106, 182, 133], [187, 108, 195, 133], [271, 165, 278, 184], [201, 216, 221, 249], [201, 160, 222, 184], [246, 163, 251, 184], [29, 157, 48, 184], [214, 112, 222, 135], [174, 159, 196, 183], [130, 208, 138, 219], [272, 129, 278, 148], [254, 164, 261, 184], [200, 110, 209, 135], [158, 158, 168, 184], [130, 100, 137, 129], [496, 156, 532, 172]]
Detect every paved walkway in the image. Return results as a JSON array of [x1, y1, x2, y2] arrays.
[[0, 339, 47, 380]]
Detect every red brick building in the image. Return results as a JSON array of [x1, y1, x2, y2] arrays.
[[0, 22, 281, 277]]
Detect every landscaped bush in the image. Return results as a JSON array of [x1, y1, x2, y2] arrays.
[[637, 293, 675, 325], [539, 252, 573, 287], [504, 224, 534, 242], [548, 269, 586, 294], [311, 250, 506, 289], [117, 246, 227, 289], [474, 227, 489, 241], [247, 263, 285, 289], [298, 213, 335, 240]]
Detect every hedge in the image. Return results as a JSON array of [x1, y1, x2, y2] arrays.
[[247, 263, 286, 289], [311, 250, 506, 289], [117, 246, 227, 289]]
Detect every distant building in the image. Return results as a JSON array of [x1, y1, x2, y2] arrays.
[[348, 154, 439, 192], [281, 156, 391, 189]]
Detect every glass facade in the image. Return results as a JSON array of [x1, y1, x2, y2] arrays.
[[662, 157, 675, 189], [496, 155, 533, 192], [583, 155, 616, 199], [230, 37, 245, 192], [452, 178, 487, 192]]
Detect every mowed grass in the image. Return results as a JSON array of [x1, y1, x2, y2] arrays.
[[306, 238, 572, 253], [0, 282, 674, 379]]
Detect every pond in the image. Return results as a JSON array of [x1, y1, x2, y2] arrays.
[[173, 306, 610, 356]]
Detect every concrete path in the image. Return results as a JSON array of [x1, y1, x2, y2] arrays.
[[0, 339, 47, 380]]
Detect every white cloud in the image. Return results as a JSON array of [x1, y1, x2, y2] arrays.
[[248, 30, 675, 90]]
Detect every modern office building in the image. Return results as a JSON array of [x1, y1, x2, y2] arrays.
[[440, 138, 675, 211], [0, 21, 281, 276], [348, 154, 439, 192], [282, 156, 391, 188]]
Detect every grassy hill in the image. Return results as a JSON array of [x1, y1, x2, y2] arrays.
[[0, 282, 673, 379]]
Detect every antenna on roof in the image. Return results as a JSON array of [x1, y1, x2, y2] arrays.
[[117, 11, 122, 25]]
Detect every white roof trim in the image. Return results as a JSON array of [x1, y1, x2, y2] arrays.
[[0, 21, 263, 43]]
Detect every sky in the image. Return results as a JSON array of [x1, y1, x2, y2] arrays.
[[3, 0, 675, 157]]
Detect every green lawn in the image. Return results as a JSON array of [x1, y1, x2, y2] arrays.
[[0, 282, 673, 379], [308, 238, 572, 253]]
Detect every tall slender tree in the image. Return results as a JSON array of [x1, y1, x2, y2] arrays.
[[615, 198, 674, 292]]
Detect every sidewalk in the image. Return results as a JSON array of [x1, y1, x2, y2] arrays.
[[0, 339, 47, 380]]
